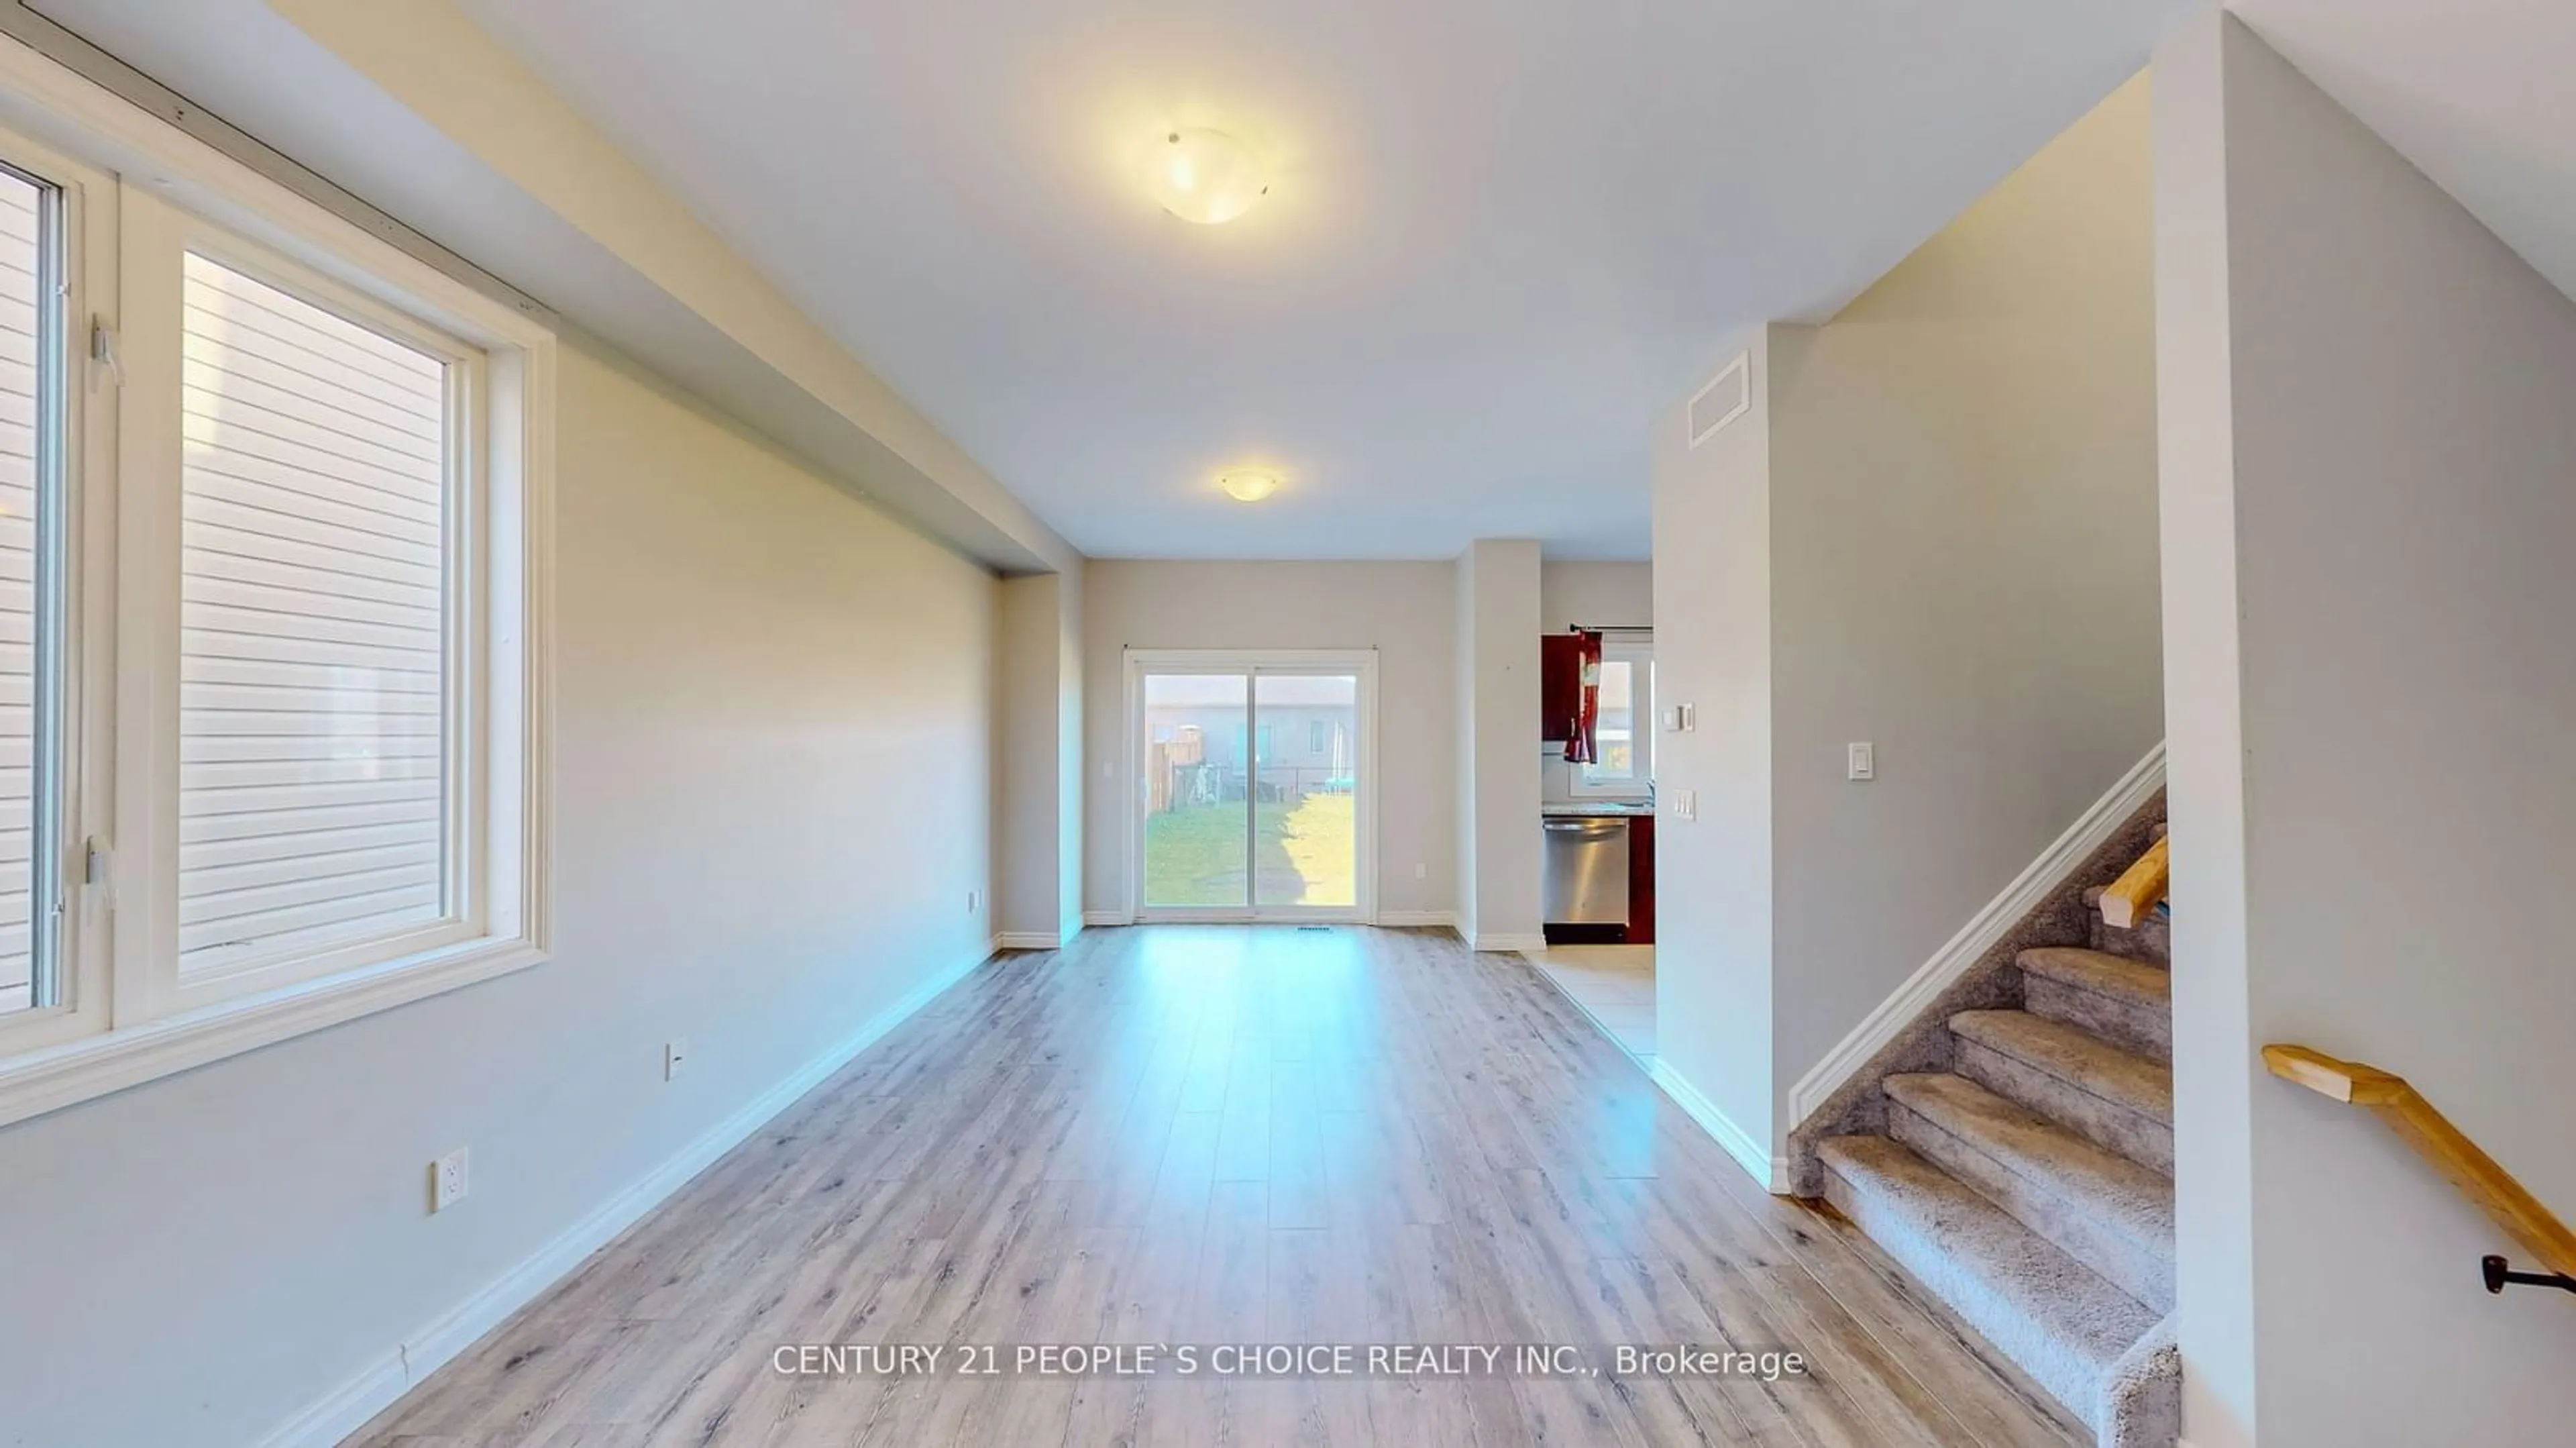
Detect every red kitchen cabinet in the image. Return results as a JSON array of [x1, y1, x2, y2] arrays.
[[1540, 633, 1584, 742], [1626, 815, 1656, 945]]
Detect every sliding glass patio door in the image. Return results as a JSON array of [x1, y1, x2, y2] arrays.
[[1128, 650, 1375, 922]]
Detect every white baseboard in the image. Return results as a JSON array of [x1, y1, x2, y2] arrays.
[[255, 940, 998, 1448], [1471, 931, 1550, 954], [1650, 1059, 1787, 1193], [256, 1350, 407, 1448], [1784, 741, 2166, 1126], [1081, 909, 1468, 937]]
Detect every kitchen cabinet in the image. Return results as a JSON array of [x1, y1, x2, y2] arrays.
[[1627, 815, 1655, 944], [1540, 633, 1584, 741]]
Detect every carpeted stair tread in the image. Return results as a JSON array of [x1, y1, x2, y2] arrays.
[[1886, 1073, 2175, 1308], [1886, 1073, 2174, 1239], [2017, 949, 2174, 1064], [2017, 948, 2169, 1009], [1819, 1135, 2158, 1427], [1950, 1010, 2172, 1125]]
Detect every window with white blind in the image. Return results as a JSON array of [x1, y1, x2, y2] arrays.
[[0, 62, 553, 1127], [0, 164, 59, 1021], [178, 253, 455, 979]]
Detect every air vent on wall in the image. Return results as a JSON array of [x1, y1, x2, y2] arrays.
[[1688, 352, 1751, 448]]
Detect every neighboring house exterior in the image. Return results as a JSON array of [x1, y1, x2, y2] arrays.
[[1142, 674, 1356, 812]]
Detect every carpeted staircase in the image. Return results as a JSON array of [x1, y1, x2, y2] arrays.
[[1815, 825, 2179, 1447]]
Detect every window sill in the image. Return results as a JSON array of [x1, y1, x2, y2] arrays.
[[0, 936, 549, 1130]]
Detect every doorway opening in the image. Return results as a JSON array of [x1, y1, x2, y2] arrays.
[[1125, 650, 1377, 922]]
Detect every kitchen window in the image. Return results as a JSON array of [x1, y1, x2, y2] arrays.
[[1570, 636, 1653, 798], [0, 54, 553, 1127]]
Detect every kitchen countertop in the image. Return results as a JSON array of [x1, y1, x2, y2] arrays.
[[1542, 801, 1656, 818]]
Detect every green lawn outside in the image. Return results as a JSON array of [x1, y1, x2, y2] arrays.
[[1143, 793, 1355, 908]]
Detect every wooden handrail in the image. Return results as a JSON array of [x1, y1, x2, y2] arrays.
[[2099, 836, 2168, 929], [2264, 1044, 2576, 1280]]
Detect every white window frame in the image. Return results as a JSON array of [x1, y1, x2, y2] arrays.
[[0, 117, 113, 1062], [1568, 633, 1654, 800], [0, 38, 553, 1129], [136, 209, 495, 1012]]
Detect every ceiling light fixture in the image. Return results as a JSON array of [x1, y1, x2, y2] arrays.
[[1218, 470, 1281, 503], [1149, 128, 1268, 225]]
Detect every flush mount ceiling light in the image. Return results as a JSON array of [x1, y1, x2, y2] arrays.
[[1218, 469, 1281, 503], [1149, 128, 1269, 225]]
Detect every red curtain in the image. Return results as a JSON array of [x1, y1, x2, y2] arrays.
[[1564, 630, 1604, 764]]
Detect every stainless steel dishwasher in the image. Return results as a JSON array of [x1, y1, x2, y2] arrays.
[[1541, 816, 1631, 925]]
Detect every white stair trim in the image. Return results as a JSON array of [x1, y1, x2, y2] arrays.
[[1787, 741, 2165, 1125]]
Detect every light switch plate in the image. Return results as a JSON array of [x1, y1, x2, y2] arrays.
[[1668, 788, 1697, 821], [1848, 742, 1876, 781]]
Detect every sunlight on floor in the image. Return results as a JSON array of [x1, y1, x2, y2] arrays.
[[1525, 943, 1656, 1068]]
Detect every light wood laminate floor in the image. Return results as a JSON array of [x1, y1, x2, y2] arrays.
[[350, 926, 2082, 1447]]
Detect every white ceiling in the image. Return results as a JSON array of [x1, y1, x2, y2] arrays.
[[435, 0, 2181, 560], [33, 1, 2567, 564]]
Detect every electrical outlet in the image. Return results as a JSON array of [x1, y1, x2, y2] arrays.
[[1413, 862, 1427, 880], [1847, 742, 1876, 782], [431, 1148, 469, 1212], [665, 1038, 689, 1082]]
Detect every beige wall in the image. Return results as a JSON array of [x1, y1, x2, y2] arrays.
[[2158, 16, 2576, 1445], [1455, 541, 1546, 946], [1080, 560, 1458, 921], [1767, 73, 2163, 1119], [1652, 330, 1778, 1154], [1653, 75, 2163, 1166], [0, 338, 1002, 1447], [1454, 556, 1481, 935], [996, 569, 1082, 945], [1057, 576, 1085, 932], [1539, 561, 1652, 633]]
